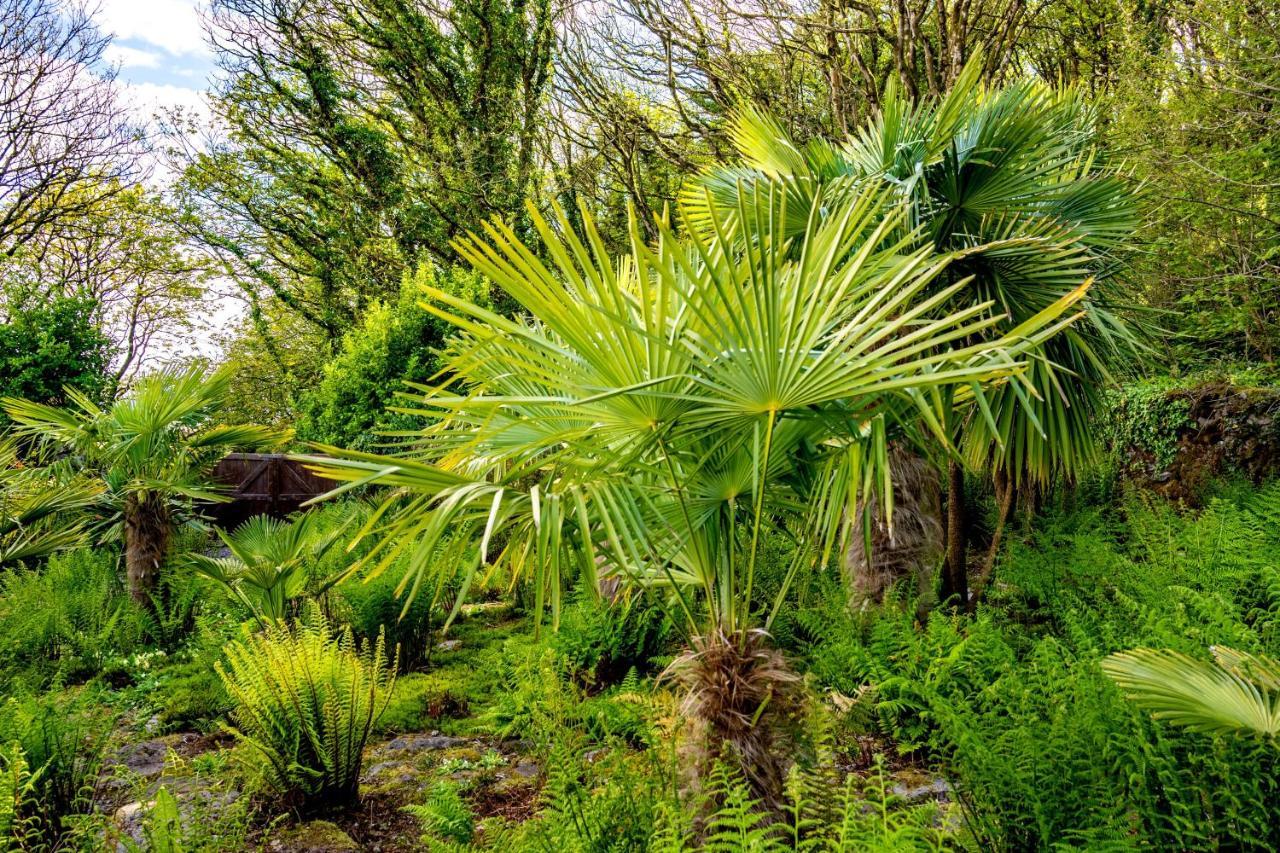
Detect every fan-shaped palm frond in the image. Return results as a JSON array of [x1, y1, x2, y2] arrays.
[[188, 513, 348, 626], [683, 55, 1144, 599], [0, 438, 102, 567], [1102, 646, 1280, 739], [299, 177, 1086, 637]]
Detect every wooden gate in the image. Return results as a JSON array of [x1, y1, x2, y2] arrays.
[[208, 453, 337, 528]]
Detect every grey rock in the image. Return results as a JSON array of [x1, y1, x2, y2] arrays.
[[891, 777, 953, 803], [383, 733, 464, 753]]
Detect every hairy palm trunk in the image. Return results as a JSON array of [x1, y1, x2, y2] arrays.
[[124, 494, 171, 605], [845, 447, 944, 613], [940, 461, 968, 608], [667, 628, 806, 813]]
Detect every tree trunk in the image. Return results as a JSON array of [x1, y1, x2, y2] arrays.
[[124, 494, 171, 606], [844, 446, 943, 612], [940, 461, 968, 608], [973, 468, 1015, 602]]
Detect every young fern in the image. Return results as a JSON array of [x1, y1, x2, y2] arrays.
[[218, 616, 397, 807]]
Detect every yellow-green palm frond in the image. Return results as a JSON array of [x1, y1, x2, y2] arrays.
[[1102, 646, 1280, 739]]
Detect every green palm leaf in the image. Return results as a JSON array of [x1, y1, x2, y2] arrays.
[[1102, 647, 1280, 738], [300, 175, 1087, 635]]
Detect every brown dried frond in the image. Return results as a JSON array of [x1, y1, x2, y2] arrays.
[[664, 627, 808, 813]]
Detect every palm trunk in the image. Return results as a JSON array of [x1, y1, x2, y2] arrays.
[[668, 628, 805, 815], [973, 468, 1015, 603], [844, 446, 943, 611], [940, 461, 968, 608], [124, 494, 171, 606]]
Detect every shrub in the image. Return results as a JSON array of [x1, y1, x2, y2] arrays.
[[218, 615, 396, 808], [0, 296, 110, 413], [334, 567, 438, 671], [296, 265, 488, 451], [552, 596, 673, 687]]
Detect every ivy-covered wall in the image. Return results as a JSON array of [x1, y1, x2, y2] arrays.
[[1102, 381, 1280, 501]]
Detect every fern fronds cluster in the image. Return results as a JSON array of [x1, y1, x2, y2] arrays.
[[0, 741, 41, 849], [218, 615, 396, 807]]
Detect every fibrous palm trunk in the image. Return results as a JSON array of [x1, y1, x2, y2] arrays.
[[124, 493, 171, 605], [940, 461, 968, 608], [667, 627, 806, 814], [845, 446, 943, 614]]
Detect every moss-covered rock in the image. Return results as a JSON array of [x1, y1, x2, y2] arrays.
[[268, 820, 359, 852]]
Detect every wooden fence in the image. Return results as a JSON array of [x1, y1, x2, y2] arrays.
[[207, 453, 337, 528]]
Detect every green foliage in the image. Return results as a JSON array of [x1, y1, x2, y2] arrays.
[[0, 296, 110, 413], [0, 438, 102, 568], [188, 513, 347, 628], [1104, 646, 1280, 738], [185, 0, 554, 342], [297, 266, 488, 450], [795, 484, 1280, 850], [333, 566, 439, 671], [0, 740, 40, 849], [0, 692, 113, 848], [481, 640, 655, 749], [0, 548, 143, 687], [3, 364, 287, 604], [1099, 380, 1192, 469], [407, 780, 475, 847], [218, 615, 396, 807], [1109, 1, 1280, 367], [303, 174, 1084, 642], [688, 63, 1143, 491], [552, 596, 674, 687]]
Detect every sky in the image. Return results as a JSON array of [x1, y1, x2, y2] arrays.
[[88, 2, 239, 365], [92, 0, 215, 122]]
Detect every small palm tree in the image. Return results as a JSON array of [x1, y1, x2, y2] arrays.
[[2, 366, 286, 604], [0, 438, 101, 567], [187, 513, 348, 627], [1103, 646, 1280, 739], [299, 181, 1086, 803], [683, 57, 1143, 603]]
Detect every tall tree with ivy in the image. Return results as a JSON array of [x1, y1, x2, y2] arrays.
[[179, 0, 556, 346]]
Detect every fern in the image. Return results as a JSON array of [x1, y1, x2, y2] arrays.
[[0, 741, 41, 850], [406, 780, 474, 846], [217, 614, 396, 807]]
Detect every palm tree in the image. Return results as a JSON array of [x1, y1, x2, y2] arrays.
[[299, 180, 1087, 802], [1103, 646, 1280, 739], [682, 57, 1143, 605], [2, 366, 286, 604], [0, 438, 102, 567], [187, 513, 348, 627]]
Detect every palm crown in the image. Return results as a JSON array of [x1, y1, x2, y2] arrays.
[[684, 58, 1142, 489], [300, 180, 1087, 636], [683, 59, 1143, 601]]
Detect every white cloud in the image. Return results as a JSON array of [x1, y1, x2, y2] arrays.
[[102, 43, 162, 69], [123, 81, 210, 121], [95, 0, 208, 57]]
